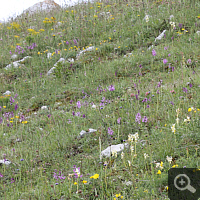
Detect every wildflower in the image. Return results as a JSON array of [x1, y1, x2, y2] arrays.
[[73, 165, 82, 178], [108, 85, 115, 91], [77, 101, 81, 108], [171, 124, 176, 133], [121, 152, 124, 159], [112, 150, 117, 158], [0, 173, 3, 177], [166, 156, 172, 163], [157, 170, 161, 174], [142, 116, 148, 123], [135, 113, 141, 124], [144, 153, 149, 159], [152, 49, 157, 56], [172, 164, 178, 168], [90, 174, 99, 179], [117, 117, 121, 124], [74, 182, 78, 185], [163, 59, 168, 64], [187, 59, 191, 64], [82, 180, 87, 184], [108, 127, 114, 135], [183, 87, 188, 93], [188, 108, 192, 112], [15, 104, 18, 111]]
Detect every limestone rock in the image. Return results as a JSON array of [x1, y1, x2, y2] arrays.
[[3, 90, 11, 96], [23, 0, 61, 16], [101, 143, 129, 157], [79, 128, 97, 137], [5, 56, 31, 70]]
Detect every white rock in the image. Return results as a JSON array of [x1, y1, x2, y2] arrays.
[[11, 54, 18, 59], [5, 56, 31, 70], [22, 0, 61, 16], [101, 143, 129, 157], [80, 130, 87, 137], [92, 104, 96, 109], [76, 46, 95, 60], [0, 159, 11, 165], [3, 90, 11, 95], [196, 31, 200, 35], [54, 58, 65, 66], [155, 30, 166, 41], [67, 58, 74, 63], [47, 67, 56, 76], [89, 128, 97, 133], [41, 106, 48, 110], [79, 128, 97, 137]]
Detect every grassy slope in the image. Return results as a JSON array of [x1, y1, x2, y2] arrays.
[[0, 0, 200, 199]]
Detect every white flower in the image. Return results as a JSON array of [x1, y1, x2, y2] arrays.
[[121, 152, 124, 159], [144, 153, 149, 159], [176, 118, 179, 125], [166, 156, 172, 163], [170, 21, 175, 29], [130, 145, 134, 153], [171, 124, 176, 133], [128, 160, 131, 166], [112, 150, 117, 158]]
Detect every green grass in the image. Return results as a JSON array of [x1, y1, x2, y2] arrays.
[[0, 0, 200, 199]]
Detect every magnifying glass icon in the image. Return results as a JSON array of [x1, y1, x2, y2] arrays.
[[174, 174, 196, 193]]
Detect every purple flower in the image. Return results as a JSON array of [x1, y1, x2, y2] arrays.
[[117, 117, 121, 124], [0, 173, 3, 178], [9, 51, 12, 55], [171, 36, 174, 40], [163, 59, 168, 64], [142, 116, 148, 123], [189, 83, 192, 88], [77, 101, 81, 108], [108, 127, 114, 135], [15, 104, 18, 111], [11, 178, 15, 183], [20, 159, 24, 161], [147, 105, 150, 108], [139, 64, 142, 68], [142, 98, 148, 103], [75, 112, 81, 116], [0, 106, 1, 112], [168, 54, 171, 57], [178, 23, 182, 28], [187, 59, 191, 64], [157, 90, 160, 94], [172, 67, 174, 72], [47, 114, 51, 118], [108, 85, 115, 91], [170, 101, 174, 105], [157, 82, 161, 88], [152, 49, 157, 56], [183, 87, 188, 93], [14, 93, 18, 99], [82, 114, 86, 118], [135, 113, 141, 124], [135, 94, 139, 100], [66, 41, 69, 45], [138, 90, 140, 95], [164, 46, 168, 50]]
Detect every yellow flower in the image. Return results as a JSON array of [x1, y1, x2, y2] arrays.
[[3, 106, 6, 108], [137, 15, 140, 17], [15, 116, 19, 118], [188, 108, 192, 112], [96, 48, 98, 50], [10, 121, 13, 123], [90, 174, 99, 179], [157, 170, 161, 174], [14, 35, 20, 38], [39, 29, 45, 32], [172, 164, 178, 168], [74, 182, 77, 185], [165, 124, 167, 127], [82, 180, 87, 184], [94, 15, 98, 18], [38, 52, 40, 55], [121, 196, 123, 199], [22, 121, 27, 124]]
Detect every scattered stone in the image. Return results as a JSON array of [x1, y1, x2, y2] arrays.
[[41, 106, 48, 110], [5, 56, 31, 70], [101, 143, 129, 158], [76, 46, 95, 60], [11, 54, 18, 60], [0, 159, 11, 166], [79, 128, 97, 137], [3, 90, 11, 96], [155, 30, 166, 42]]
